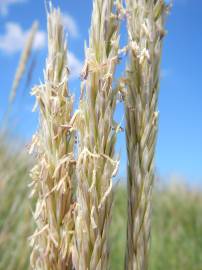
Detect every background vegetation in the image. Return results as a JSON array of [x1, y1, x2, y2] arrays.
[[0, 144, 201, 270], [110, 183, 202, 270]]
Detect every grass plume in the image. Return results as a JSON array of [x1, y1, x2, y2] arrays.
[[29, 7, 76, 269], [124, 1, 168, 269], [73, 0, 120, 269], [10, 21, 38, 104]]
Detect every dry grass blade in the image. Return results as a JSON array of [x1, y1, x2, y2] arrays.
[[124, 1, 169, 269], [9, 21, 38, 104], [72, 0, 120, 269], [29, 6, 76, 270]]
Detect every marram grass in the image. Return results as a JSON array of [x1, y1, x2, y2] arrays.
[[29, 7, 76, 270], [1, 2, 201, 270], [72, 0, 120, 269], [124, 1, 169, 269], [10, 21, 38, 103]]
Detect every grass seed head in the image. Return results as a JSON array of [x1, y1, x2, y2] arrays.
[[10, 21, 38, 104], [73, 0, 120, 269], [124, 1, 168, 269], [29, 6, 76, 270]]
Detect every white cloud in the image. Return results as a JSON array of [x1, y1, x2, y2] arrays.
[[0, 0, 27, 16], [0, 21, 82, 79], [67, 52, 82, 79], [0, 22, 46, 54], [33, 30, 46, 50], [62, 13, 79, 38]]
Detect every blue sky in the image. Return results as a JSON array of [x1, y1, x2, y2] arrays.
[[0, 0, 201, 185]]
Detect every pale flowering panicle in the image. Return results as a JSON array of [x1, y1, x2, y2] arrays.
[[29, 6, 76, 270], [124, 1, 169, 269], [10, 21, 38, 103], [73, 0, 121, 269]]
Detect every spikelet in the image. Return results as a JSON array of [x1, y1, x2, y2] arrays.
[[10, 21, 38, 103], [124, 1, 169, 269], [29, 7, 75, 270], [72, 0, 120, 269]]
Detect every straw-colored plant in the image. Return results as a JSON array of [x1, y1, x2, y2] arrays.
[[29, 7, 76, 270], [124, 1, 168, 269], [10, 21, 38, 103], [72, 0, 120, 269]]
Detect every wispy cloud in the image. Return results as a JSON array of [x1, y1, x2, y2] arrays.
[[62, 13, 79, 38], [67, 52, 82, 79], [0, 0, 27, 16], [0, 22, 45, 54], [0, 21, 82, 80]]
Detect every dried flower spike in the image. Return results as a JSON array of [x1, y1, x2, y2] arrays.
[[29, 6, 75, 270], [10, 21, 38, 103], [73, 0, 120, 269], [124, 1, 168, 269]]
